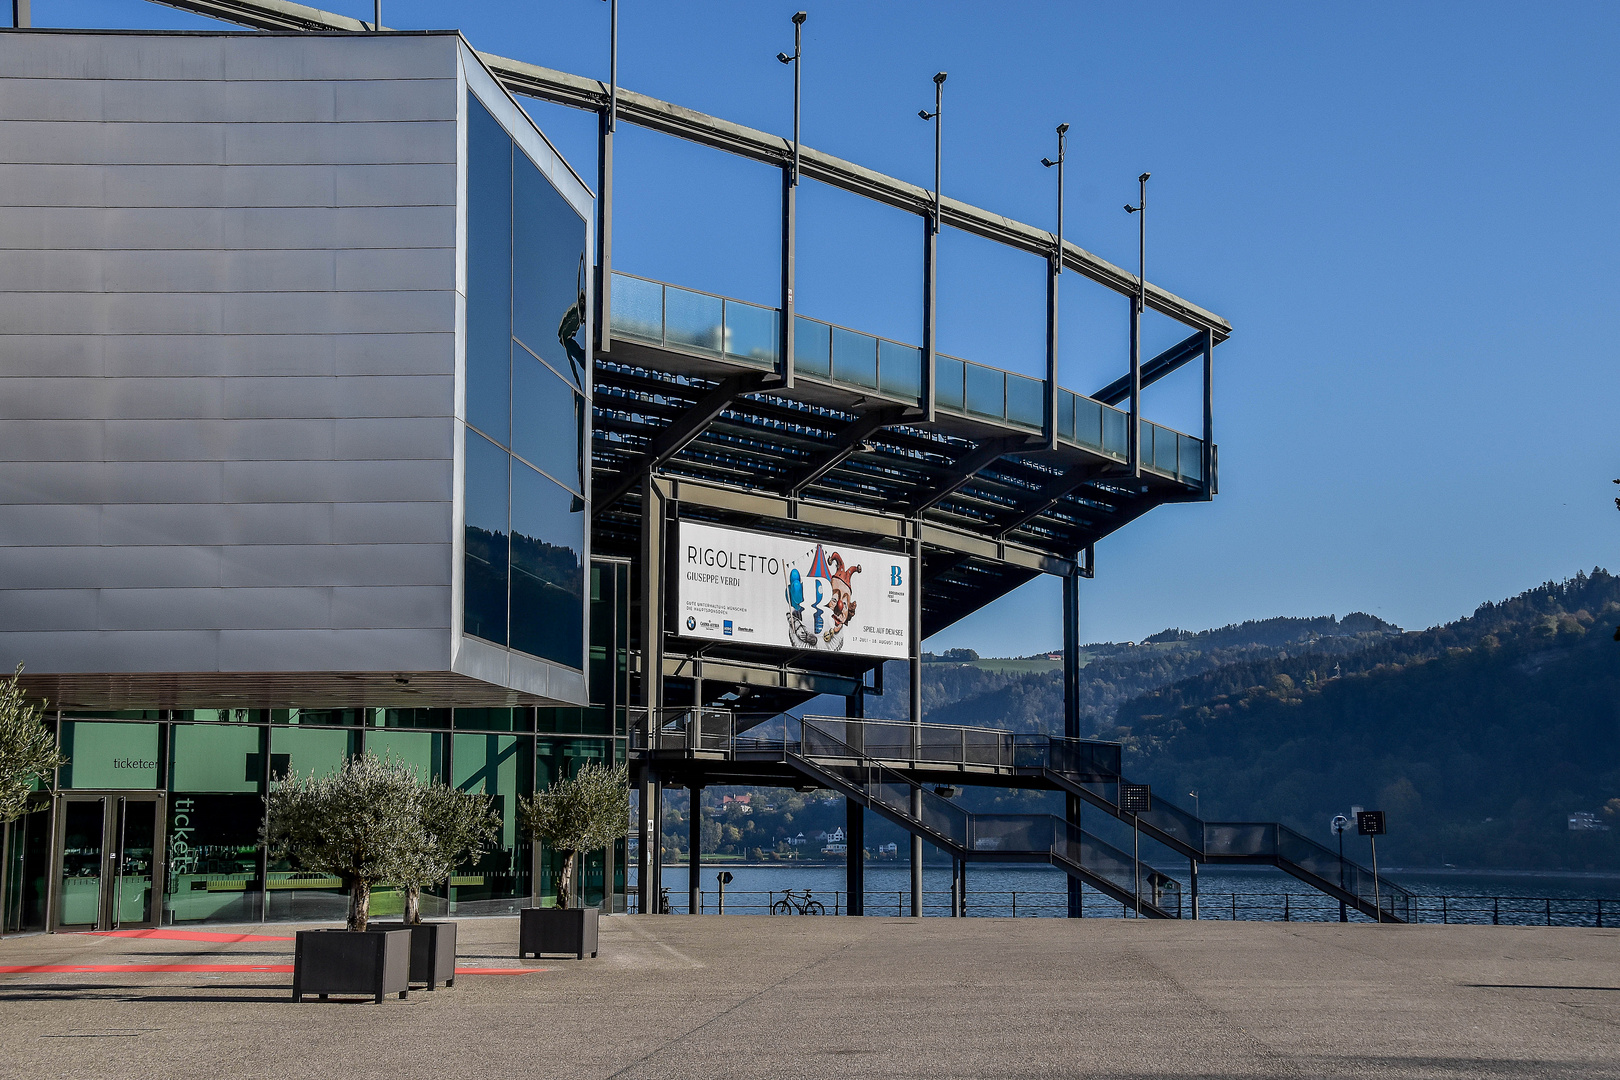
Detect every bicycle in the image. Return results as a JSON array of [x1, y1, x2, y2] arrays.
[[770, 888, 826, 916]]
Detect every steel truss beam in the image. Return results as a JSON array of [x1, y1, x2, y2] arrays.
[[1092, 331, 1208, 407], [145, 0, 1231, 341], [593, 372, 767, 517], [997, 464, 1128, 539], [908, 436, 1034, 516], [783, 405, 913, 498]]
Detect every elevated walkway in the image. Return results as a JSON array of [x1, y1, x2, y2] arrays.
[[637, 711, 1411, 923]]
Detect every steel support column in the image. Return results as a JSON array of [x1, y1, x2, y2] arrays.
[[922, 216, 938, 422], [780, 164, 796, 388], [845, 691, 864, 915], [637, 763, 660, 913], [687, 784, 702, 915], [1202, 328, 1214, 500], [595, 107, 613, 352], [11, 1, 29, 28], [636, 472, 667, 911], [1063, 570, 1083, 918], [909, 529, 924, 917], [1189, 857, 1199, 920]]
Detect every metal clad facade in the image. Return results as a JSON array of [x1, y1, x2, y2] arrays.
[[0, 31, 586, 706]]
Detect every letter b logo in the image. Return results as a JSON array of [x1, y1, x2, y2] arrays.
[[890, 566, 903, 586]]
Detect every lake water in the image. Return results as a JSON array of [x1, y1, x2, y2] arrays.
[[637, 862, 1620, 926]]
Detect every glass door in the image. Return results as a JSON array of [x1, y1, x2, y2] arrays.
[[51, 794, 165, 931]]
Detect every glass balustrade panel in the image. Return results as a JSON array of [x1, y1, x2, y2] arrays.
[[1180, 433, 1203, 482], [1006, 373, 1045, 429], [723, 301, 779, 367], [1074, 396, 1104, 450], [962, 361, 1006, 420], [831, 327, 879, 389], [610, 274, 664, 342], [793, 316, 831, 377], [935, 356, 964, 410], [877, 340, 922, 402], [663, 287, 723, 354], [1056, 389, 1077, 441], [1102, 405, 1127, 458]]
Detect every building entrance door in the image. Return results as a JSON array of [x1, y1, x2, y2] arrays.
[[50, 793, 166, 931]]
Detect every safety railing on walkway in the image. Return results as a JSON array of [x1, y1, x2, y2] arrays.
[[608, 271, 1205, 486]]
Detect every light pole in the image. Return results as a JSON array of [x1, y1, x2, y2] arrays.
[[1188, 790, 1201, 820], [775, 12, 807, 387], [776, 12, 807, 186], [918, 72, 948, 236], [594, 0, 619, 353], [1041, 123, 1069, 447], [1331, 814, 1350, 923], [1123, 172, 1150, 479]]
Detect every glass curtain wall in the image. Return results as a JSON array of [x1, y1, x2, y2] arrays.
[[463, 91, 589, 671]]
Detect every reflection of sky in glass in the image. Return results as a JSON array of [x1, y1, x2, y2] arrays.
[[514, 150, 587, 389], [510, 459, 585, 669], [512, 344, 584, 496], [466, 95, 512, 447]]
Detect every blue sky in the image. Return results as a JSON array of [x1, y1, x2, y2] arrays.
[[40, 1, 1620, 651]]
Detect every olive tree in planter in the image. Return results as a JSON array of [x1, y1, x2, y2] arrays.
[[0, 665, 64, 939], [264, 753, 426, 1003], [517, 760, 629, 959], [381, 782, 500, 990]]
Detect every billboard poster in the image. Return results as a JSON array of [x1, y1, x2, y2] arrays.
[[676, 521, 911, 659]]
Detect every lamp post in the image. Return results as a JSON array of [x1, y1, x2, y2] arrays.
[[918, 72, 948, 236], [1123, 172, 1150, 478], [775, 12, 807, 388], [1331, 814, 1350, 923], [594, 0, 619, 352], [1041, 123, 1069, 447]]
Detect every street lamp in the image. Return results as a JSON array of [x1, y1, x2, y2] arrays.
[[776, 12, 807, 186], [1188, 789, 1201, 820], [918, 72, 948, 234], [1123, 172, 1150, 478], [1331, 813, 1351, 923], [1040, 122, 1069, 272]]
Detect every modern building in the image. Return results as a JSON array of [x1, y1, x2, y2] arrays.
[[19, 8, 1428, 935]]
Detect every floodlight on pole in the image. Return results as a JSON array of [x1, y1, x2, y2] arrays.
[[1124, 172, 1150, 479], [1041, 122, 1069, 274], [918, 72, 947, 235], [777, 12, 807, 186]]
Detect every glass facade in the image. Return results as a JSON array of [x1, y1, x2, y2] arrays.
[[8, 558, 634, 928], [463, 91, 589, 671]]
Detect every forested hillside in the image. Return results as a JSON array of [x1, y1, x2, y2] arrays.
[[1111, 570, 1620, 870]]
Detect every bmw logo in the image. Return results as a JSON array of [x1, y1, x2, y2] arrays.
[[686, 616, 697, 631]]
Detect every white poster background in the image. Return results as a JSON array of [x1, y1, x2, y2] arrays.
[[676, 522, 911, 659]]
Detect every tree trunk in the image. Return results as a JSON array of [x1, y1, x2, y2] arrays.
[[347, 879, 371, 932], [405, 885, 421, 925], [556, 850, 575, 909]]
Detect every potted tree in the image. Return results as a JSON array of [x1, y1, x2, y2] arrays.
[[264, 753, 425, 1003], [379, 780, 500, 990], [0, 664, 64, 939], [517, 760, 629, 960]]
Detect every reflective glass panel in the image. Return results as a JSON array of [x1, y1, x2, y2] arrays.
[[878, 340, 921, 402], [831, 327, 878, 389], [57, 800, 103, 926], [513, 149, 588, 390], [372, 708, 451, 729], [1056, 389, 1077, 441], [454, 708, 534, 732], [512, 344, 585, 495], [269, 727, 355, 780], [464, 431, 510, 646], [59, 722, 159, 790], [1180, 434, 1203, 482], [452, 733, 534, 903], [935, 355, 964, 410], [510, 460, 586, 669], [170, 724, 260, 793], [1154, 425, 1178, 473], [793, 317, 830, 376], [664, 287, 723, 353], [165, 793, 263, 925], [466, 94, 512, 447], [723, 301, 778, 366], [963, 361, 1006, 419], [610, 274, 663, 341], [1006, 373, 1045, 428], [367, 730, 444, 783], [115, 799, 157, 924]]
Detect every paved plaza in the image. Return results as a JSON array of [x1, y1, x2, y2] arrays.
[[0, 914, 1616, 1078]]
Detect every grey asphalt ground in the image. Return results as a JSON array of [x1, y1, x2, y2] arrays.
[[1, 914, 1617, 1078]]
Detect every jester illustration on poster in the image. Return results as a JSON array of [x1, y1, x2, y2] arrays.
[[676, 521, 910, 659]]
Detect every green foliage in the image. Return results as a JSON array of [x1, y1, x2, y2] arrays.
[[264, 753, 428, 930], [519, 761, 628, 908], [398, 782, 501, 924], [0, 664, 64, 825]]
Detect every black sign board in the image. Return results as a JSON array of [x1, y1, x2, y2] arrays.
[[1121, 783, 1152, 814], [1356, 810, 1386, 836], [717, 871, 734, 885]]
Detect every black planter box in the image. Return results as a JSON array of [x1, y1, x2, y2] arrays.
[[520, 906, 599, 960], [292, 928, 412, 1003], [376, 920, 457, 989]]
